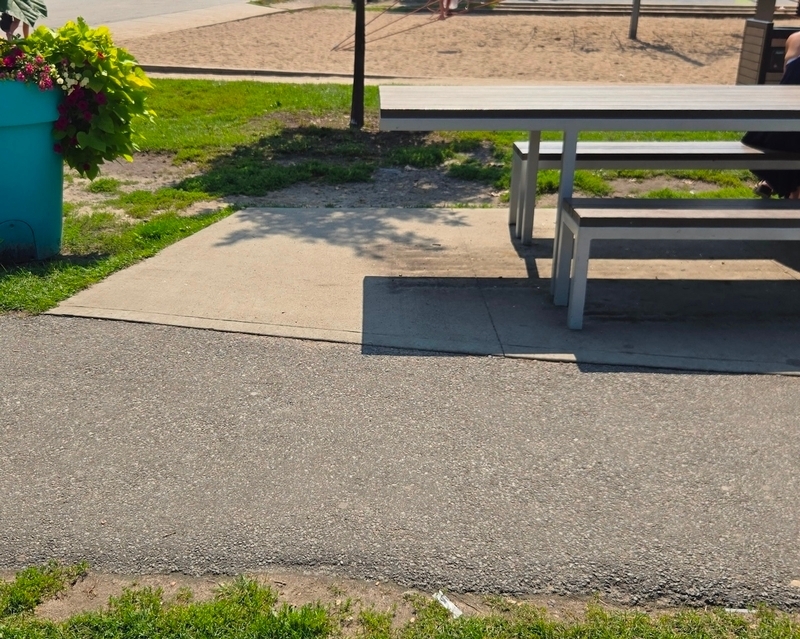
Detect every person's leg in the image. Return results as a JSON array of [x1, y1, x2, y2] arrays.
[[6, 18, 19, 40], [22, 22, 29, 37]]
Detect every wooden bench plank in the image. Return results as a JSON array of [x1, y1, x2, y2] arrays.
[[509, 140, 800, 245], [554, 198, 800, 329]]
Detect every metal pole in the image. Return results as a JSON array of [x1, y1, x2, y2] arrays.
[[629, 0, 641, 40], [349, 0, 365, 129]]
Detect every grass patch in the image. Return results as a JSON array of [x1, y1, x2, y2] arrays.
[[86, 177, 122, 194], [0, 561, 88, 617], [2, 563, 800, 639], [0, 575, 330, 639], [139, 80, 380, 163], [179, 154, 375, 196], [0, 207, 234, 314], [643, 185, 757, 199], [109, 188, 212, 219]]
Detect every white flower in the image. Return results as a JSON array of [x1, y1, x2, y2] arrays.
[[56, 77, 64, 85], [80, 77, 89, 87]]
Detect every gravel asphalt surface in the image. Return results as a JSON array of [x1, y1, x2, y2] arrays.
[[2, 315, 800, 607]]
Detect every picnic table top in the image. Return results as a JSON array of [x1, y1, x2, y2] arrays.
[[379, 84, 800, 131]]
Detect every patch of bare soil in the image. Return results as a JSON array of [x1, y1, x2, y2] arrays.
[[68, 153, 733, 214], [16, 569, 665, 626], [117, 12, 800, 85]]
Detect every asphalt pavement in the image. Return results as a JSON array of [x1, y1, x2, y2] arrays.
[[2, 314, 800, 607]]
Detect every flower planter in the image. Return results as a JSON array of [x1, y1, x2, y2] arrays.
[[0, 81, 63, 263]]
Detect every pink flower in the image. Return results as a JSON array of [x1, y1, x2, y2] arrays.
[[54, 116, 68, 131], [53, 143, 63, 153], [95, 91, 107, 105], [83, 111, 93, 122]]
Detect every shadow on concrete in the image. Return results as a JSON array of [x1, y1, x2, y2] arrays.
[[361, 273, 800, 373], [212, 206, 472, 260]]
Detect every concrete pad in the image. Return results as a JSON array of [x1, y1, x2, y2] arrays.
[[106, 4, 281, 40], [48, 207, 800, 374]]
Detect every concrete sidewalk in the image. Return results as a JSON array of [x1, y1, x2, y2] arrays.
[[48, 206, 800, 375], [100, 0, 338, 41]]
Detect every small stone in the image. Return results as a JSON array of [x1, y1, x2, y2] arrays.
[[790, 580, 800, 588]]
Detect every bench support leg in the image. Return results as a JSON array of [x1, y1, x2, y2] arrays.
[[567, 232, 591, 330], [550, 128, 578, 294], [509, 149, 522, 226], [553, 218, 574, 306], [520, 131, 540, 245]]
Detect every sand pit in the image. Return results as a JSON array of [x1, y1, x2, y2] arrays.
[[119, 10, 800, 84]]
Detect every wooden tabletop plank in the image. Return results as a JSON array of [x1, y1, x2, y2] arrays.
[[380, 85, 800, 114], [379, 85, 800, 130]]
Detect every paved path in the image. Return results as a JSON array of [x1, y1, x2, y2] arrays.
[[44, 0, 251, 28], [2, 314, 800, 607], [47, 207, 800, 375]]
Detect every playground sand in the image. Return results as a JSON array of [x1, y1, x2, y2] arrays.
[[118, 11, 800, 84]]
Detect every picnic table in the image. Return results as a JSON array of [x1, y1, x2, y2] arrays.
[[379, 84, 800, 328]]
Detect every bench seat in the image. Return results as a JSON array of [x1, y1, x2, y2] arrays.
[[509, 140, 800, 245], [553, 197, 800, 330]]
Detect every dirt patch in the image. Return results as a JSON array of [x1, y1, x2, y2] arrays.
[[69, 151, 742, 213], [3, 569, 668, 626], [117, 12, 800, 85]]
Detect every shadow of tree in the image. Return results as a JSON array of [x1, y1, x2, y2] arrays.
[[632, 39, 706, 67], [164, 124, 507, 257], [212, 206, 472, 261], [176, 125, 475, 198]]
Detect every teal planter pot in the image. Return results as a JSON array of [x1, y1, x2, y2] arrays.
[[0, 81, 63, 263]]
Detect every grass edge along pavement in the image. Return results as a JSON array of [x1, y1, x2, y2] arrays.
[[0, 78, 762, 315], [2, 562, 800, 639]]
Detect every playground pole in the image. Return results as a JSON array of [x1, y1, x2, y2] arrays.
[[629, 0, 641, 39], [350, 0, 366, 129]]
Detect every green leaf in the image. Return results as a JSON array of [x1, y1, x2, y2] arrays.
[[76, 131, 107, 152]]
